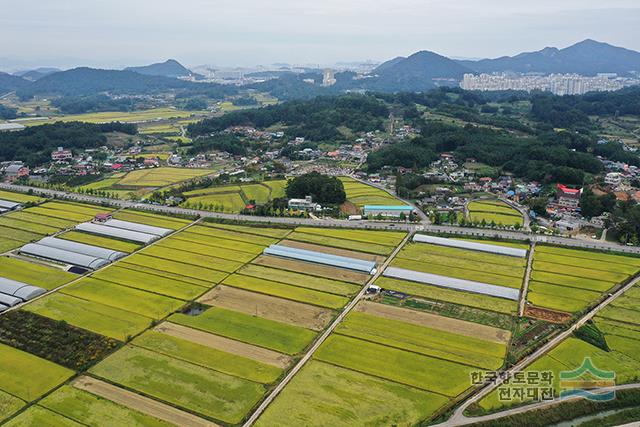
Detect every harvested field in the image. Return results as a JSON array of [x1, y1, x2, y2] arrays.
[[222, 274, 348, 309], [155, 323, 292, 369], [354, 301, 510, 343], [199, 285, 335, 330], [253, 255, 370, 284], [72, 376, 218, 427], [132, 330, 283, 384], [523, 306, 573, 323], [279, 239, 385, 264]]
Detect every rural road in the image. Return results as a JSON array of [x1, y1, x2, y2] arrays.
[[3, 183, 640, 254], [435, 272, 640, 427], [518, 241, 536, 317], [242, 231, 414, 426]]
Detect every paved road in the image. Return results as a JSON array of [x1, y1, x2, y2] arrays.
[[437, 272, 640, 427], [445, 383, 640, 426], [242, 231, 414, 426], [2, 183, 640, 254]]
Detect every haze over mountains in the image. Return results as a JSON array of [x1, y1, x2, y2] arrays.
[[1, 39, 639, 96]]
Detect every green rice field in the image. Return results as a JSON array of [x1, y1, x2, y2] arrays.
[[181, 180, 288, 213], [339, 177, 405, 208], [169, 307, 316, 355], [468, 200, 523, 227], [0, 257, 76, 290]]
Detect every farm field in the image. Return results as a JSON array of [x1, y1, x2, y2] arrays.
[[0, 343, 73, 401], [237, 264, 360, 296], [294, 226, 406, 247], [123, 253, 230, 283], [169, 306, 316, 355], [188, 223, 278, 247], [286, 230, 397, 255], [3, 406, 83, 427], [252, 255, 371, 284], [376, 276, 518, 314], [181, 180, 288, 213], [115, 167, 212, 187], [255, 361, 448, 427], [90, 345, 265, 425], [25, 293, 152, 340], [21, 108, 203, 126], [140, 245, 244, 273], [202, 221, 292, 239], [155, 238, 256, 263], [38, 385, 172, 427], [0, 189, 44, 203], [0, 256, 77, 290], [132, 330, 283, 384], [467, 199, 523, 227], [527, 245, 640, 313], [221, 274, 349, 309], [60, 278, 184, 319], [0, 390, 24, 423], [112, 210, 192, 229], [339, 176, 405, 208], [199, 285, 335, 331], [58, 230, 141, 253], [91, 265, 208, 300]]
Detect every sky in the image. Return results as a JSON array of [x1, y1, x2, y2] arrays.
[[1, 0, 639, 70]]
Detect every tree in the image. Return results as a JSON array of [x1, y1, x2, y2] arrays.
[[285, 172, 346, 204]]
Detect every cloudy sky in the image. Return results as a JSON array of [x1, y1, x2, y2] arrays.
[[1, 0, 639, 69]]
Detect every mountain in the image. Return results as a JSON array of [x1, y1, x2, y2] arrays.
[[15, 67, 61, 81], [459, 39, 640, 76], [367, 51, 472, 91], [125, 59, 192, 78], [0, 72, 30, 93], [16, 67, 194, 97]]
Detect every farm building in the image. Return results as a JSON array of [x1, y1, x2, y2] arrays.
[[0, 199, 21, 213], [264, 244, 377, 274], [288, 196, 321, 212], [0, 277, 47, 310], [383, 266, 520, 300], [364, 205, 413, 218], [19, 243, 111, 270], [413, 234, 527, 258], [37, 237, 127, 262], [75, 222, 162, 244], [101, 219, 173, 237]]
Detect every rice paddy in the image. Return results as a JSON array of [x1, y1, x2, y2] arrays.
[[181, 180, 288, 213], [467, 199, 524, 227]]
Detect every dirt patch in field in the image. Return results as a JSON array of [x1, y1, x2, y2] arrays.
[[340, 201, 359, 216], [73, 376, 219, 427], [253, 255, 370, 285], [198, 285, 334, 331], [279, 239, 385, 264], [524, 305, 573, 324], [354, 300, 511, 344], [154, 322, 292, 369]]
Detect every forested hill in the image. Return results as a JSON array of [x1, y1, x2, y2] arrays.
[[188, 94, 389, 141], [0, 122, 136, 166]]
